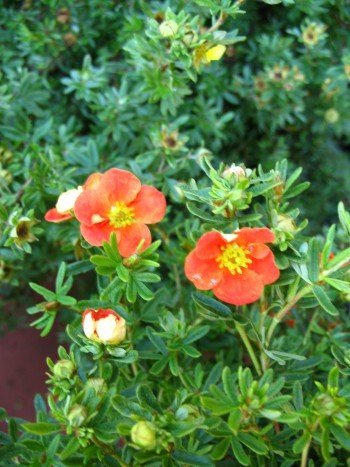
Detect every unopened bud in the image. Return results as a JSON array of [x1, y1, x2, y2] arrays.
[[64, 33, 77, 47], [131, 421, 157, 450], [53, 359, 75, 379], [86, 378, 107, 396], [159, 20, 178, 38], [82, 308, 126, 345], [324, 108, 339, 124], [56, 187, 83, 214], [68, 404, 87, 427], [222, 164, 246, 181], [277, 214, 296, 233]]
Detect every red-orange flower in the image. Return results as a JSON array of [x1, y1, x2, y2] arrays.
[[73, 168, 166, 257], [185, 227, 280, 306]]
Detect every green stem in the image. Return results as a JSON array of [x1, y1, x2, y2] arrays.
[[234, 323, 262, 376], [266, 285, 312, 347], [300, 439, 311, 467]]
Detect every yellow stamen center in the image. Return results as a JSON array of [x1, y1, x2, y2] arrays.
[[109, 202, 134, 228], [216, 243, 252, 275]]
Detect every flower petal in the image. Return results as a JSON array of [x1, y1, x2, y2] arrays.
[[80, 221, 114, 246], [213, 269, 264, 306], [99, 168, 141, 204], [117, 223, 151, 257], [248, 243, 271, 259], [45, 208, 73, 223], [236, 227, 275, 245], [82, 310, 96, 339], [195, 231, 227, 260], [84, 172, 102, 190], [249, 251, 280, 285], [185, 250, 223, 290], [74, 190, 110, 226], [129, 185, 166, 224]]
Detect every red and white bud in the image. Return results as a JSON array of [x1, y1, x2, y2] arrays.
[[222, 164, 246, 180], [45, 186, 83, 223], [56, 186, 83, 214], [82, 308, 126, 345]]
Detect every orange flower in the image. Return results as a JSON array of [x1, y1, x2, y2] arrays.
[[185, 228, 280, 306], [45, 186, 83, 223], [82, 308, 126, 345], [73, 168, 166, 257]]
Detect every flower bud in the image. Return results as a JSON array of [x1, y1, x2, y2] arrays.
[[82, 308, 126, 345], [64, 33, 77, 47], [324, 108, 339, 124], [56, 187, 83, 214], [159, 20, 178, 38], [277, 214, 296, 233], [67, 404, 87, 427], [131, 421, 157, 450], [86, 378, 108, 396], [183, 29, 198, 46], [0, 169, 13, 183], [53, 359, 75, 379], [222, 164, 246, 181], [45, 185, 83, 223], [56, 8, 70, 24]]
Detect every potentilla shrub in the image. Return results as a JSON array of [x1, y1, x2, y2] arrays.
[[0, 0, 350, 466], [1, 160, 350, 465]]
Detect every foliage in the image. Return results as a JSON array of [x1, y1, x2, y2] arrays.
[[0, 0, 350, 466]]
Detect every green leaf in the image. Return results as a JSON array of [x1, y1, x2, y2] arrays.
[[29, 282, 56, 301], [222, 366, 237, 403], [293, 432, 311, 454], [331, 425, 350, 451], [230, 438, 250, 466], [192, 292, 232, 319], [57, 295, 76, 306], [327, 247, 350, 269], [55, 262, 66, 293], [283, 182, 310, 199], [338, 201, 350, 235], [146, 327, 168, 355], [321, 224, 336, 266], [60, 437, 80, 460], [137, 385, 162, 413], [211, 438, 231, 461], [184, 325, 210, 344], [313, 285, 339, 316], [182, 344, 201, 358], [22, 422, 60, 436], [307, 238, 320, 283], [172, 451, 213, 466], [325, 277, 350, 294], [238, 432, 268, 455]]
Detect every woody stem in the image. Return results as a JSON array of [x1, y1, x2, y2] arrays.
[[234, 322, 262, 376], [207, 12, 227, 33]]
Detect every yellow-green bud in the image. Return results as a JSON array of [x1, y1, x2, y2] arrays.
[[67, 404, 87, 427], [277, 214, 296, 233], [131, 421, 157, 450], [86, 378, 108, 396], [324, 108, 339, 124], [53, 359, 75, 379], [159, 20, 178, 38]]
